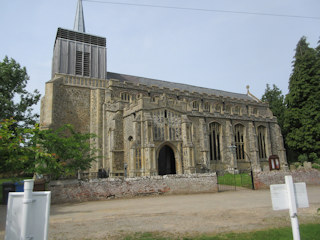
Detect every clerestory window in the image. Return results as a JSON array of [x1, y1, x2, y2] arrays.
[[192, 101, 199, 110], [120, 92, 130, 102]]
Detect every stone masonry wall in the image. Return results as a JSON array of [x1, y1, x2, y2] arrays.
[[254, 169, 320, 189], [49, 173, 217, 204]]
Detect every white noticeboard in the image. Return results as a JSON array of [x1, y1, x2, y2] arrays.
[[5, 191, 51, 240], [270, 182, 309, 211]]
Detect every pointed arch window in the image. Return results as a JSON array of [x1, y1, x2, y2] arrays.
[[234, 124, 245, 160], [209, 123, 221, 161], [257, 126, 267, 160]]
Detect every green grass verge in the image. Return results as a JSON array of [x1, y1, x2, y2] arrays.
[[123, 224, 320, 240], [217, 173, 252, 188]]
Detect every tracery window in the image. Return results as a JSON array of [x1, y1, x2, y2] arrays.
[[135, 148, 141, 169], [152, 110, 181, 141], [234, 124, 245, 160], [120, 92, 130, 102], [257, 126, 267, 160], [192, 101, 199, 110], [209, 123, 221, 161]]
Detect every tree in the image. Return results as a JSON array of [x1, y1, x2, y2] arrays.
[[35, 124, 99, 179], [284, 36, 320, 163], [0, 118, 36, 175], [0, 119, 98, 179], [261, 84, 286, 130], [0, 56, 40, 127]]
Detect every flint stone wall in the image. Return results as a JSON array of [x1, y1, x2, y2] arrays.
[[49, 173, 217, 204], [254, 169, 320, 189]]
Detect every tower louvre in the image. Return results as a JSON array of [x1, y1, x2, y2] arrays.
[[51, 0, 106, 79]]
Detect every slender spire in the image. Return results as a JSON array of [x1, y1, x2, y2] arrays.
[[74, 0, 86, 32]]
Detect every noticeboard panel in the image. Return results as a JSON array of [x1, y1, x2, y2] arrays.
[[5, 191, 51, 240]]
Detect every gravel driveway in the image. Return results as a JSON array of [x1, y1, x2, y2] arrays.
[[1, 186, 319, 239]]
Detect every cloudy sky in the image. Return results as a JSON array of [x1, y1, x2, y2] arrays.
[[1, 0, 319, 114]]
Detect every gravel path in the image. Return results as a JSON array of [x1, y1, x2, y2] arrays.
[[1, 186, 320, 239]]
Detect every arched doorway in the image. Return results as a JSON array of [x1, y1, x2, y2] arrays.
[[158, 145, 176, 175]]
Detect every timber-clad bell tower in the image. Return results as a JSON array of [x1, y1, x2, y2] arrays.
[[41, 0, 288, 179], [51, 0, 106, 79]]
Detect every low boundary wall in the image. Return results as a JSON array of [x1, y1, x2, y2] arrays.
[[254, 169, 320, 189], [49, 170, 320, 204], [49, 173, 218, 204]]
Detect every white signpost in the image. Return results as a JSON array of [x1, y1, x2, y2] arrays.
[[270, 175, 309, 240], [5, 179, 51, 240]]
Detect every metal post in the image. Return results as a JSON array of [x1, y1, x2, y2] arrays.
[[244, 151, 255, 190], [285, 175, 300, 240], [124, 163, 128, 178], [20, 179, 34, 240]]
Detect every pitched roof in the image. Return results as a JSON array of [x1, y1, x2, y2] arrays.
[[107, 72, 255, 101]]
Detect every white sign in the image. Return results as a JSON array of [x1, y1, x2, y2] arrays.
[[270, 182, 309, 210], [270, 175, 309, 240], [5, 180, 51, 240]]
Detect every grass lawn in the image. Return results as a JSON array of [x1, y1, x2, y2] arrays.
[[123, 223, 320, 240], [217, 173, 252, 188]]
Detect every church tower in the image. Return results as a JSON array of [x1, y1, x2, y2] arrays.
[[51, 0, 106, 79]]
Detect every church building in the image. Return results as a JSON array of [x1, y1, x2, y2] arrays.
[[40, 0, 288, 178]]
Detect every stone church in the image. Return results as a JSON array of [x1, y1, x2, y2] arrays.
[[40, 0, 287, 178]]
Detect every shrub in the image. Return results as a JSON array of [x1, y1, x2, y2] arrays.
[[309, 152, 320, 164], [298, 154, 308, 163], [312, 163, 320, 170]]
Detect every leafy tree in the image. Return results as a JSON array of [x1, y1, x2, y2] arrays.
[[284, 36, 320, 163], [0, 118, 35, 175], [0, 56, 40, 127], [261, 84, 286, 130], [35, 124, 99, 179], [0, 119, 98, 179]]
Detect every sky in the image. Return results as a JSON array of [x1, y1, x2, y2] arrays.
[[1, 0, 319, 115]]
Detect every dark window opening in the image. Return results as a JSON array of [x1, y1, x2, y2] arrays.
[[83, 52, 90, 76], [75, 51, 90, 76], [209, 123, 221, 161], [75, 51, 83, 75], [234, 124, 245, 160], [258, 126, 267, 160]]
